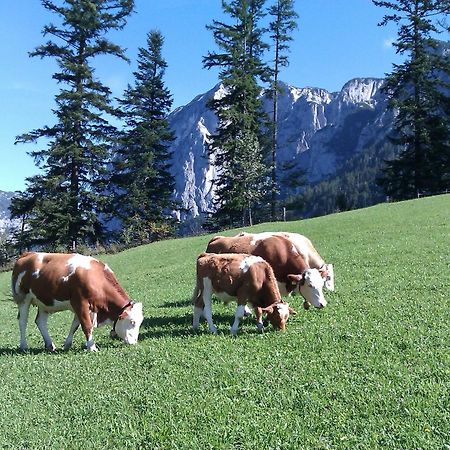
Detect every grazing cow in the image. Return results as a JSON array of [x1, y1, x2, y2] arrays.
[[237, 231, 334, 291], [11, 252, 144, 352], [206, 234, 328, 309], [192, 252, 296, 335]]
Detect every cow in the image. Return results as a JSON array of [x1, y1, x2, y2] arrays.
[[11, 252, 144, 352], [192, 252, 296, 335], [237, 231, 334, 291], [206, 234, 328, 309]]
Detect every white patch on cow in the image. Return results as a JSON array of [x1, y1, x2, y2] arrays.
[[276, 302, 290, 321], [230, 304, 246, 335], [86, 334, 98, 352], [299, 269, 327, 308], [91, 312, 98, 328], [32, 269, 40, 278], [62, 254, 95, 282], [324, 263, 335, 291], [291, 244, 299, 255], [104, 264, 113, 273], [28, 291, 73, 313], [14, 271, 27, 296], [239, 255, 264, 273], [36, 253, 47, 263], [249, 232, 275, 245], [113, 302, 144, 344], [214, 291, 236, 303]]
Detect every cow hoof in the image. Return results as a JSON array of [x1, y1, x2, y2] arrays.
[[110, 330, 118, 339], [303, 301, 310, 310], [257, 324, 264, 333], [46, 344, 57, 352], [209, 326, 218, 334]]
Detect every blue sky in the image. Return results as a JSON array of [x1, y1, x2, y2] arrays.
[[0, 0, 402, 192]]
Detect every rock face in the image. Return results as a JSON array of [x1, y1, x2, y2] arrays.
[[168, 77, 392, 221], [0, 191, 17, 233]]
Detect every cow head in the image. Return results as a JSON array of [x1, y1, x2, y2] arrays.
[[113, 302, 144, 344], [261, 301, 297, 331], [288, 268, 327, 309]]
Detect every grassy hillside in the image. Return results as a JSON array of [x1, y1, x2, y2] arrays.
[[0, 195, 448, 449]]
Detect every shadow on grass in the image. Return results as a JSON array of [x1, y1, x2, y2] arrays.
[[138, 311, 258, 339], [0, 346, 91, 356], [158, 298, 193, 308], [0, 347, 44, 356]]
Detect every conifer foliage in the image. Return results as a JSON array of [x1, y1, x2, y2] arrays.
[[203, 0, 271, 227], [373, 0, 450, 199], [113, 30, 176, 245], [267, 0, 298, 220], [11, 0, 134, 250]]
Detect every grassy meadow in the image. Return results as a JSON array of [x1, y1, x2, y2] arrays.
[[0, 195, 448, 449]]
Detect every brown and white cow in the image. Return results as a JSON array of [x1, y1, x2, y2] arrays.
[[11, 252, 144, 352], [192, 252, 296, 335], [206, 234, 328, 309], [237, 231, 334, 291]]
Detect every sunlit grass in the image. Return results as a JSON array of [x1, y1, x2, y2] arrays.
[[0, 195, 448, 449]]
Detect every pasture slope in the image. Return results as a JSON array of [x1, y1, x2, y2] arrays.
[[0, 195, 448, 450]]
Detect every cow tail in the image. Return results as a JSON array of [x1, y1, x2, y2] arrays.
[[191, 276, 204, 306]]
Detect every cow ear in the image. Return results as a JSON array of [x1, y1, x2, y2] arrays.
[[287, 274, 301, 286], [261, 305, 275, 314], [288, 306, 297, 315], [118, 309, 129, 320]]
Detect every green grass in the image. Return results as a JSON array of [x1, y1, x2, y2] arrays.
[[0, 195, 448, 449]]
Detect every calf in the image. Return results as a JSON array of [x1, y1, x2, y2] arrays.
[[192, 252, 296, 335], [12, 252, 144, 352], [206, 234, 328, 309]]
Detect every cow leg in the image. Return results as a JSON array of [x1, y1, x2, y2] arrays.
[[192, 306, 203, 330], [254, 307, 264, 333], [202, 278, 217, 334], [35, 309, 56, 352], [73, 302, 98, 351], [17, 301, 31, 351], [63, 315, 80, 350], [230, 304, 246, 336]]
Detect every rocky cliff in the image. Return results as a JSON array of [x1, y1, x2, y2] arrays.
[[168, 77, 393, 222]]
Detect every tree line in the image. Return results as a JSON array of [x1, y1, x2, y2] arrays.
[[4, 0, 450, 260]]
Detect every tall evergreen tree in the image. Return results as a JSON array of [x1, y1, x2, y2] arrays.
[[203, 0, 271, 227], [267, 0, 298, 220], [11, 0, 134, 251], [113, 30, 176, 245], [373, 0, 450, 199]]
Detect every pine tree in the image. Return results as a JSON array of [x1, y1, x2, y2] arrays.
[[203, 0, 271, 227], [113, 30, 176, 245], [11, 0, 134, 251], [267, 0, 298, 220], [373, 0, 450, 199]]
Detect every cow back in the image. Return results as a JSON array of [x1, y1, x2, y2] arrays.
[[12, 252, 129, 313]]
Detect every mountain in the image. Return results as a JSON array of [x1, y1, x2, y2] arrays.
[[168, 77, 394, 226], [0, 191, 17, 234]]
